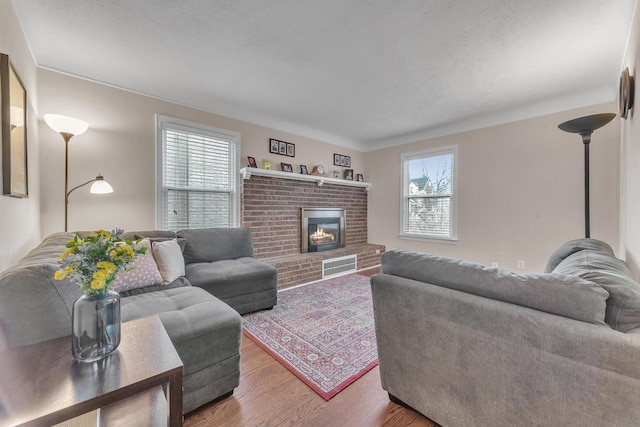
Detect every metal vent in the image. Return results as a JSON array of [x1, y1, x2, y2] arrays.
[[322, 254, 357, 278]]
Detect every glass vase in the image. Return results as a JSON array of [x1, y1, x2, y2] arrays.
[[72, 290, 121, 363]]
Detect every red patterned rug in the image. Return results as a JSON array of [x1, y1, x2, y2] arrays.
[[242, 273, 378, 400]]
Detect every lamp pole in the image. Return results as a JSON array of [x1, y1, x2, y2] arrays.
[[558, 113, 616, 238]]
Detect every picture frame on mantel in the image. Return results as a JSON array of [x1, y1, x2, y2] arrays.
[[1, 53, 28, 198]]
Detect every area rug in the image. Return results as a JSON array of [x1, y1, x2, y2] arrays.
[[242, 273, 378, 400]]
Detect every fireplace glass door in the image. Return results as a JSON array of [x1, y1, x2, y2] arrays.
[[308, 219, 340, 252]]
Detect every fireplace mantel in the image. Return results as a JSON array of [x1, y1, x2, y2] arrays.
[[240, 167, 372, 191]]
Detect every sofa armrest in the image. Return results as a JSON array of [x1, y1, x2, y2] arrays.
[[371, 274, 640, 427]]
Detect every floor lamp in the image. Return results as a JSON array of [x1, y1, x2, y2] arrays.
[[558, 112, 616, 238], [44, 114, 114, 232]]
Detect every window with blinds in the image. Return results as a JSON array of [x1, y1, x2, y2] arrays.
[[401, 146, 457, 240], [156, 115, 239, 231]]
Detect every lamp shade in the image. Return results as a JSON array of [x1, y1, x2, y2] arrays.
[[89, 176, 113, 194], [44, 113, 89, 136]]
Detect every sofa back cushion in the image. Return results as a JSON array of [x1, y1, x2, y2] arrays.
[[178, 227, 254, 264], [544, 238, 614, 273], [381, 250, 609, 325], [553, 250, 640, 332]]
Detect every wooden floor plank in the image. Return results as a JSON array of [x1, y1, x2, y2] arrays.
[[184, 269, 438, 427]]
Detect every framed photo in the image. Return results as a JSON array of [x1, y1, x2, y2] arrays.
[[333, 153, 351, 168], [332, 170, 340, 179], [1, 54, 28, 198], [281, 162, 293, 172], [344, 169, 354, 180], [269, 138, 279, 154], [262, 159, 272, 170], [356, 173, 364, 182], [247, 156, 257, 168], [279, 141, 287, 155], [299, 165, 308, 174], [286, 143, 295, 157]]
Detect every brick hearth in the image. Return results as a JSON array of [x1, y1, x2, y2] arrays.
[[241, 173, 384, 288]]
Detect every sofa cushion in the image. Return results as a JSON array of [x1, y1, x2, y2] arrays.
[[381, 250, 609, 325], [553, 250, 640, 332], [544, 238, 615, 273], [152, 239, 186, 283], [110, 238, 164, 292], [185, 257, 277, 312], [178, 228, 254, 264]]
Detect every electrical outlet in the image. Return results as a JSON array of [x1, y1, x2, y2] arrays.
[[491, 262, 499, 268], [517, 260, 525, 270], [375, 249, 380, 254]]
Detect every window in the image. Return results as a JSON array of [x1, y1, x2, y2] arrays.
[[401, 146, 457, 240], [156, 115, 240, 231]]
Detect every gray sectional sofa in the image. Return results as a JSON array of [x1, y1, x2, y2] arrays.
[[371, 239, 640, 427], [0, 227, 278, 413]]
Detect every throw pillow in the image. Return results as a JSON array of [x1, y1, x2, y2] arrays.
[[553, 249, 640, 332], [110, 238, 164, 293], [544, 238, 615, 273], [152, 239, 186, 284]]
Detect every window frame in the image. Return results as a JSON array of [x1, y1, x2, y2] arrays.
[[399, 145, 458, 242], [155, 114, 241, 230]]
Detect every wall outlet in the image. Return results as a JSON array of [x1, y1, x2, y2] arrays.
[[517, 260, 525, 270], [490, 262, 499, 268], [375, 249, 380, 254]]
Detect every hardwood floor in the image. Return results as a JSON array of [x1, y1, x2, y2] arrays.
[[184, 268, 438, 427]]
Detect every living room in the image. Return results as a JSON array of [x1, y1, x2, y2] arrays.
[[1, 0, 640, 425]]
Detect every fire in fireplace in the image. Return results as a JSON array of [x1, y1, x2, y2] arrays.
[[301, 208, 346, 252]]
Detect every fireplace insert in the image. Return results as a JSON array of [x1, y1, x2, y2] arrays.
[[301, 208, 346, 252]]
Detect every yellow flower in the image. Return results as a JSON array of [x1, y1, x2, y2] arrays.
[[96, 261, 116, 273], [93, 269, 109, 281], [54, 269, 65, 280], [91, 278, 107, 290], [59, 247, 76, 260], [110, 245, 134, 260], [95, 229, 110, 240]]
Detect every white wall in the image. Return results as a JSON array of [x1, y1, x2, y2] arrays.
[[37, 69, 365, 236], [620, 0, 640, 279], [0, 0, 40, 271], [366, 103, 620, 273]]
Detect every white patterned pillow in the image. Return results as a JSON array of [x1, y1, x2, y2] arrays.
[[110, 238, 163, 292]]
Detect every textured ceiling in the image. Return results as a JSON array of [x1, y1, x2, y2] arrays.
[[11, 0, 636, 151]]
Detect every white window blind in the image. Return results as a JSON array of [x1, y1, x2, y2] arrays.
[[401, 146, 457, 240], [157, 115, 239, 231]]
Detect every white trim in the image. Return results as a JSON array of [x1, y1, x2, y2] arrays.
[[240, 167, 372, 191], [400, 145, 458, 241], [278, 265, 381, 292]]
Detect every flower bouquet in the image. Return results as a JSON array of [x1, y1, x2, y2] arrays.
[[54, 229, 146, 362]]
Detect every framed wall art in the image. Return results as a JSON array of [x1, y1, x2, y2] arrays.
[[333, 153, 351, 168], [1, 53, 28, 198], [269, 138, 296, 157]]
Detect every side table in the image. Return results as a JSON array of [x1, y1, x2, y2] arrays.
[[0, 315, 183, 426]]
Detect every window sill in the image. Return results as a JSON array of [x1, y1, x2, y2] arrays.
[[398, 233, 458, 244]]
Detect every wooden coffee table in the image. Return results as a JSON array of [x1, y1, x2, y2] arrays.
[[0, 315, 183, 426]]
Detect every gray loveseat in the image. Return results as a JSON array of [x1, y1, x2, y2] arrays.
[[371, 239, 640, 427], [0, 227, 278, 413]]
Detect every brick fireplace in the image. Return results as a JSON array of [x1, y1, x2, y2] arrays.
[[241, 169, 384, 288]]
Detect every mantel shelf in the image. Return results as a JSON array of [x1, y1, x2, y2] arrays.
[[240, 167, 372, 191]]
